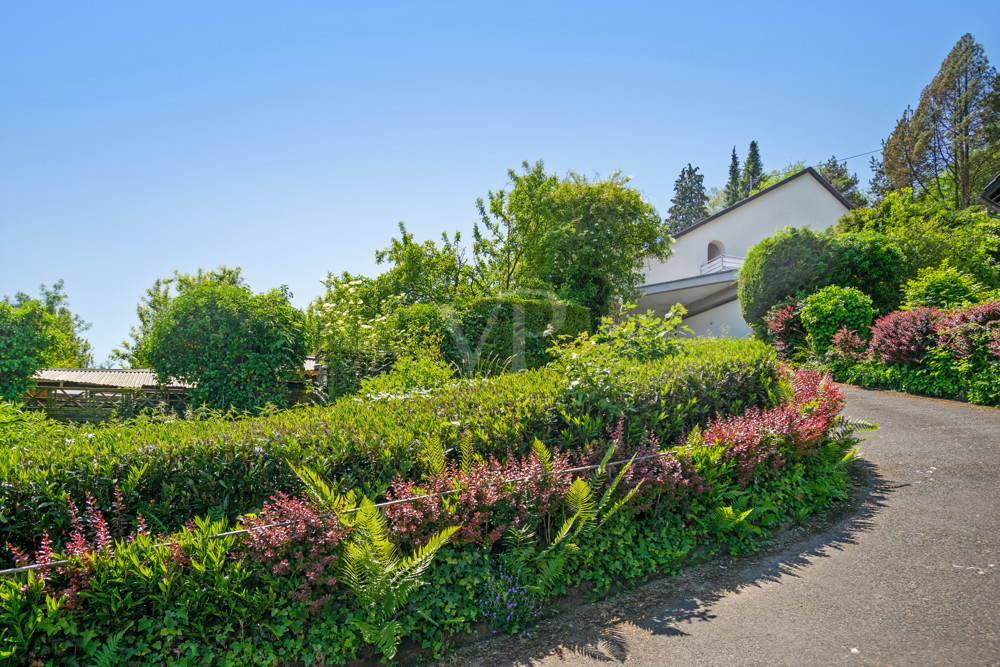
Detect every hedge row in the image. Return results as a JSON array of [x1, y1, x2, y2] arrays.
[[1, 338, 778, 562], [0, 367, 863, 666]]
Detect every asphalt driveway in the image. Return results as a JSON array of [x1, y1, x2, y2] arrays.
[[442, 386, 1000, 666]]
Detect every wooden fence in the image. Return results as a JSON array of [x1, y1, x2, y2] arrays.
[[23, 386, 189, 423]]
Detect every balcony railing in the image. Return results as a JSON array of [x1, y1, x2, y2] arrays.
[[700, 254, 744, 275]]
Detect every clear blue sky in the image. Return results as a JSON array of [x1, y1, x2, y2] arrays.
[[1, 1, 996, 364]]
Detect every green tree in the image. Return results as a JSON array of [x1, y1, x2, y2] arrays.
[[666, 163, 709, 234], [374, 222, 472, 305], [723, 147, 742, 206], [6, 280, 93, 368], [867, 155, 894, 205], [146, 282, 307, 413], [112, 266, 245, 367], [0, 301, 55, 401], [882, 34, 1000, 208], [740, 140, 764, 198], [815, 156, 868, 207], [472, 160, 560, 294]]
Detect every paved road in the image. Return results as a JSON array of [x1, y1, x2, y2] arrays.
[[444, 387, 1000, 666]]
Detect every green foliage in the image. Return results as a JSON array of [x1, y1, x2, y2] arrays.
[[903, 261, 983, 309], [835, 190, 1000, 289], [740, 140, 764, 198], [881, 34, 999, 208], [827, 232, 906, 314], [723, 147, 742, 207], [738, 227, 837, 329], [474, 160, 672, 327], [800, 286, 875, 356], [359, 343, 455, 396], [112, 266, 246, 368], [0, 301, 54, 401], [339, 499, 459, 660], [5, 280, 93, 368], [146, 282, 308, 413], [667, 163, 709, 234], [0, 338, 778, 560]]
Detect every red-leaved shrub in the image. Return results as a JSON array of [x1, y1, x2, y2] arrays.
[[764, 299, 806, 357], [384, 449, 574, 547], [869, 307, 942, 367], [239, 493, 350, 613], [935, 300, 1000, 360]]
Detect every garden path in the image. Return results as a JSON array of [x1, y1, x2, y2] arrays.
[[441, 386, 1000, 666]]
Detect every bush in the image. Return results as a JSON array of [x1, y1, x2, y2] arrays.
[[0, 366, 865, 665], [738, 227, 836, 329], [868, 307, 943, 367], [358, 344, 455, 396], [147, 283, 308, 413], [763, 298, 806, 359], [800, 286, 875, 356], [903, 261, 983, 309], [0, 338, 779, 561], [828, 232, 906, 314]]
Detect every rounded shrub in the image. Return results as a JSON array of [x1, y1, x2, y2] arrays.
[[868, 307, 942, 367], [738, 227, 836, 330], [800, 286, 875, 356], [903, 261, 983, 309], [828, 232, 906, 314]]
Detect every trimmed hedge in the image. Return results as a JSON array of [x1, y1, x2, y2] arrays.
[[0, 367, 862, 666], [0, 338, 777, 563]]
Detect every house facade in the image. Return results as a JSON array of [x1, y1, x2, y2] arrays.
[[639, 167, 853, 337]]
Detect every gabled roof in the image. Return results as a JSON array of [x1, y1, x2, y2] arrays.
[[674, 167, 854, 239]]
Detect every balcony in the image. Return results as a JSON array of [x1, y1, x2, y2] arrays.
[[700, 254, 744, 275]]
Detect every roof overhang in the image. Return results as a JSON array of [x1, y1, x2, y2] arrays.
[[638, 270, 738, 315], [981, 172, 1000, 215]]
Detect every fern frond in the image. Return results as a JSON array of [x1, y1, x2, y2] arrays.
[[460, 434, 474, 474], [832, 416, 878, 441], [532, 438, 554, 474], [566, 478, 595, 524], [288, 461, 357, 515], [424, 436, 445, 475]]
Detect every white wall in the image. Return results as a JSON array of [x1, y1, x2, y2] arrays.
[[682, 300, 752, 338], [645, 173, 850, 286]]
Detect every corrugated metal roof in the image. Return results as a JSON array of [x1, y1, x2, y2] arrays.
[[32, 369, 191, 389]]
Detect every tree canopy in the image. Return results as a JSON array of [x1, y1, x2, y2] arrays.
[[0, 301, 55, 401], [881, 33, 1000, 208], [5, 280, 93, 368], [667, 163, 709, 234], [113, 266, 246, 368], [146, 282, 308, 413]]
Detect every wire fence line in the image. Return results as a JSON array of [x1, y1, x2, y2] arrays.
[[0, 448, 677, 578]]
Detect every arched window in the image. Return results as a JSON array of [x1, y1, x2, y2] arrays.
[[707, 241, 724, 261]]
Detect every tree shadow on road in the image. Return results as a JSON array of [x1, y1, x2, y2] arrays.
[[437, 459, 900, 666]]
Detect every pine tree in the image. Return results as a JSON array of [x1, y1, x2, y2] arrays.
[[723, 147, 741, 207], [740, 140, 763, 198], [882, 33, 1000, 208], [666, 164, 709, 234], [815, 155, 867, 207]]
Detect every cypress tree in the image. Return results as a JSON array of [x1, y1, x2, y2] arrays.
[[723, 147, 741, 207], [667, 163, 709, 234], [740, 140, 763, 198]]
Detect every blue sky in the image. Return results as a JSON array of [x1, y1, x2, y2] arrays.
[[1, 1, 996, 363]]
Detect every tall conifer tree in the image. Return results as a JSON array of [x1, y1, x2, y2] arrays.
[[740, 140, 763, 198], [666, 163, 709, 234], [723, 147, 742, 206]]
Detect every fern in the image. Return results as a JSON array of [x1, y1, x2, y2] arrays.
[[287, 461, 357, 515], [424, 436, 445, 476], [460, 434, 474, 474], [532, 438, 554, 475], [340, 498, 459, 659], [831, 416, 878, 442]]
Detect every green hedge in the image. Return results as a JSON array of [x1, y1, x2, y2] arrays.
[[0, 339, 777, 562], [0, 369, 860, 666]]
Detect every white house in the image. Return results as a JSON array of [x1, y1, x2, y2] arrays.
[[639, 167, 853, 337]]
